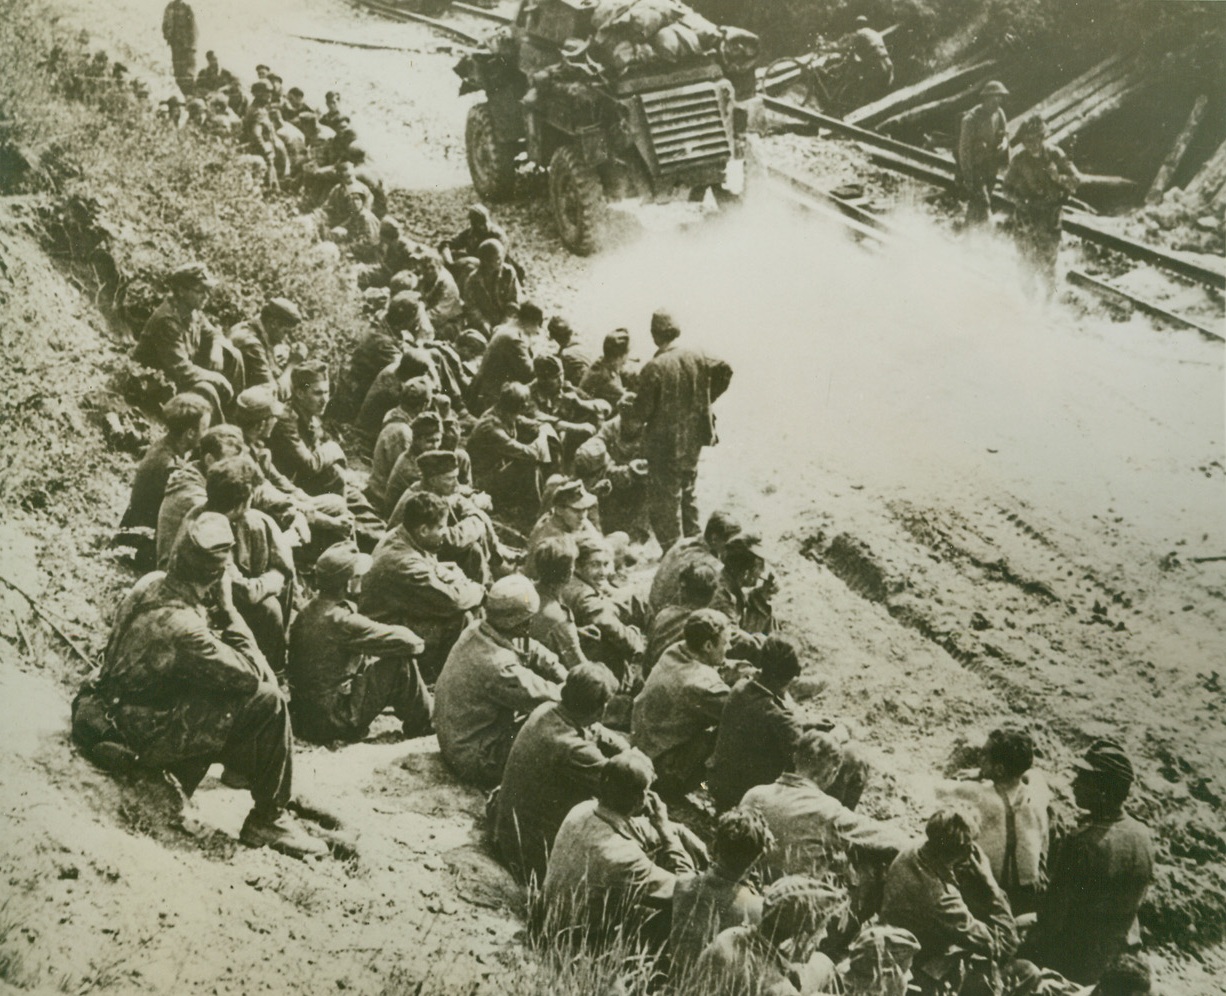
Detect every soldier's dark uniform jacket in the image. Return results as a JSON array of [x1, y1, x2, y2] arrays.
[[268, 402, 345, 496], [133, 296, 225, 394], [89, 571, 270, 764]]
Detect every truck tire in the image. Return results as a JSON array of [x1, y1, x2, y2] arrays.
[[548, 145, 606, 256], [466, 103, 516, 201]]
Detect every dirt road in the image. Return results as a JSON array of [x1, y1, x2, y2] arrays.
[[3, 0, 1224, 992]]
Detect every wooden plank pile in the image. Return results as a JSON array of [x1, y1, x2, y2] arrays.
[[842, 58, 996, 129]]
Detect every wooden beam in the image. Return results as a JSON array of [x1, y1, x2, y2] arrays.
[[1048, 80, 1147, 146], [1008, 54, 1126, 137], [845, 59, 996, 127], [876, 81, 980, 131], [1147, 95, 1209, 204]]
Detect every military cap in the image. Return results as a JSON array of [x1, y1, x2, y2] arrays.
[[164, 94, 183, 107], [1017, 115, 1047, 140], [845, 925, 921, 982], [533, 354, 564, 381], [171, 511, 234, 578], [476, 238, 504, 263], [169, 262, 217, 289], [315, 543, 371, 587], [233, 385, 285, 424], [553, 480, 598, 510], [573, 436, 610, 477], [603, 328, 631, 353], [650, 308, 680, 338], [457, 328, 488, 352], [186, 97, 207, 113], [417, 450, 458, 478], [981, 80, 1009, 97], [1073, 739, 1134, 786], [251, 80, 272, 95], [761, 876, 842, 919], [255, 63, 271, 73], [264, 297, 302, 325], [485, 574, 540, 626]]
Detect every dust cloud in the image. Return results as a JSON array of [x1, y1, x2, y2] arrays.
[[570, 194, 1225, 555]]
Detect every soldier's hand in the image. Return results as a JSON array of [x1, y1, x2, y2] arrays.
[[629, 458, 649, 476], [319, 440, 347, 467], [262, 571, 286, 599]]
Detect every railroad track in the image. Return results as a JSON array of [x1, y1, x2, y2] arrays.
[[348, 0, 1223, 339]]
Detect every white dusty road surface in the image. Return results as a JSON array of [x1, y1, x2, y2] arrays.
[[4, 0, 1225, 992]]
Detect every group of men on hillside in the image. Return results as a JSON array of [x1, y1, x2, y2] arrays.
[[61, 22, 1160, 996]]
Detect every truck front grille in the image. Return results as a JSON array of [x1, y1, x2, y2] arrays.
[[639, 82, 733, 176]]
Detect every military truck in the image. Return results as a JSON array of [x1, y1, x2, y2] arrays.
[[454, 0, 760, 254]]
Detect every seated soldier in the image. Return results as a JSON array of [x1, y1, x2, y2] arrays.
[[711, 534, 776, 636], [418, 251, 464, 339], [230, 297, 303, 397], [441, 203, 509, 280], [177, 456, 295, 673], [131, 263, 241, 418], [327, 302, 406, 423], [383, 409, 442, 517], [433, 575, 565, 788], [330, 185, 381, 262], [494, 663, 627, 885], [285, 543, 431, 743], [546, 316, 592, 387], [542, 752, 700, 952], [935, 726, 1053, 917], [840, 925, 922, 996], [573, 431, 650, 543], [882, 808, 1019, 995], [359, 491, 484, 682], [119, 392, 212, 535], [562, 534, 645, 693], [469, 300, 540, 414], [528, 536, 589, 670], [467, 382, 552, 529], [580, 328, 632, 406], [463, 238, 521, 335], [400, 450, 502, 585], [670, 807, 773, 980], [156, 424, 245, 569], [366, 378, 433, 516], [73, 513, 324, 858], [742, 731, 909, 903], [268, 361, 349, 496], [691, 876, 843, 994], [644, 560, 718, 677], [708, 636, 819, 814], [232, 386, 354, 557], [649, 509, 741, 614], [356, 337, 436, 441], [528, 354, 607, 458], [525, 478, 601, 577], [631, 609, 732, 799]]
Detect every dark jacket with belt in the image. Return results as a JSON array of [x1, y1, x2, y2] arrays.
[[631, 342, 732, 469]]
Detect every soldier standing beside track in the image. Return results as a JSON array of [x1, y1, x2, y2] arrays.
[[1004, 116, 1081, 298], [162, 0, 198, 97], [957, 80, 1010, 228]]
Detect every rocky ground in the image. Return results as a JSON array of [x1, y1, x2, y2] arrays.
[[1, 0, 1224, 993]]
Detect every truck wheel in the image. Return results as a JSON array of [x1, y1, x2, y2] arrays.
[[549, 145, 606, 256], [466, 103, 516, 201]]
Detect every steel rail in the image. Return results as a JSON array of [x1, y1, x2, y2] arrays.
[[350, 0, 485, 44], [1066, 270, 1224, 341], [764, 94, 1226, 292]]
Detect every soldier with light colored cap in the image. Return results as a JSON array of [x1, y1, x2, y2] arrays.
[[525, 478, 602, 577], [691, 875, 843, 993], [843, 924, 921, 996], [286, 542, 432, 743], [433, 574, 566, 787], [76, 512, 325, 858]]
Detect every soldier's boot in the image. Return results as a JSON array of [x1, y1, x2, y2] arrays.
[[240, 808, 328, 860]]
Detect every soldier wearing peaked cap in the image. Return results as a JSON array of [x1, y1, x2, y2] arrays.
[[286, 542, 432, 743], [402, 450, 504, 585], [133, 263, 244, 421], [579, 327, 632, 406], [230, 297, 304, 399], [844, 924, 921, 995], [958, 80, 1010, 227], [76, 512, 325, 858], [1021, 740, 1154, 985], [524, 479, 603, 579]]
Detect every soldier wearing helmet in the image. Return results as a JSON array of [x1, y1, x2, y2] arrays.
[[958, 80, 1011, 227]]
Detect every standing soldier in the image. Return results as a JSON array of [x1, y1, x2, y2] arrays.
[[839, 16, 894, 104], [162, 0, 198, 97], [957, 80, 1010, 228], [631, 309, 733, 552], [1004, 116, 1081, 298]]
